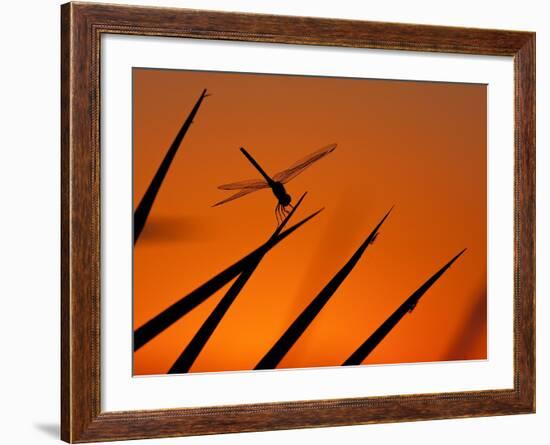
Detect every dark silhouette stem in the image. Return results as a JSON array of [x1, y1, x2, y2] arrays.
[[134, 89, 209, 244], [168, 260, 260, 374], [255, 207, 393, 370], [134, 197, 321, 352], [343, 248, 467, 366], [167, 193, 309, 373]]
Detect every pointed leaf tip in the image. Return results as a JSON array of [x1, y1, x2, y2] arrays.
[[449, 248, 467, 265]]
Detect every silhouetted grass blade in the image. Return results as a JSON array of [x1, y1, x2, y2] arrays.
[[168, 261, 260, 374], [168, 193, 308, 374], [134, 89, 209, 244], [343, 248, 466, 366], [134, 204, 323, 352], [255, 207, 394, 370]]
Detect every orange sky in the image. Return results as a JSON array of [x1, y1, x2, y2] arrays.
[[133, 68, 487, 376]]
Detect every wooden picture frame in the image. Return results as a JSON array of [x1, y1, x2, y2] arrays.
[[61, 2, 535, 442]]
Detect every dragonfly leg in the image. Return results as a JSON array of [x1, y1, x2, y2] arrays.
[[279, 204, 285, 222], [278, 204, 286, 223], [275, 204, 281, 225]]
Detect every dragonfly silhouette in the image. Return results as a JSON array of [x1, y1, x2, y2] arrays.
[[214, 143, 337, 222]]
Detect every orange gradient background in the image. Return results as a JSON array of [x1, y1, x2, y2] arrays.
[[133, 68, 487, 375]]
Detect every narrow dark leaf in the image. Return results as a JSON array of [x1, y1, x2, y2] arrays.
[[343, 248, 466, 366], [134, 201, 322, 351], [255, 207, 393, 370], [168, 193, 308, 373], [134, 89, 209, 244]]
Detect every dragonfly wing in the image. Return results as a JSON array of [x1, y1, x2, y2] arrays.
[[272, 143, 337, 184], [212, 188, 260, 207], [217, 178, 268, 190]]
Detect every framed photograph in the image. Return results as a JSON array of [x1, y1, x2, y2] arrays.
[[61, 2, 535, 442]]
